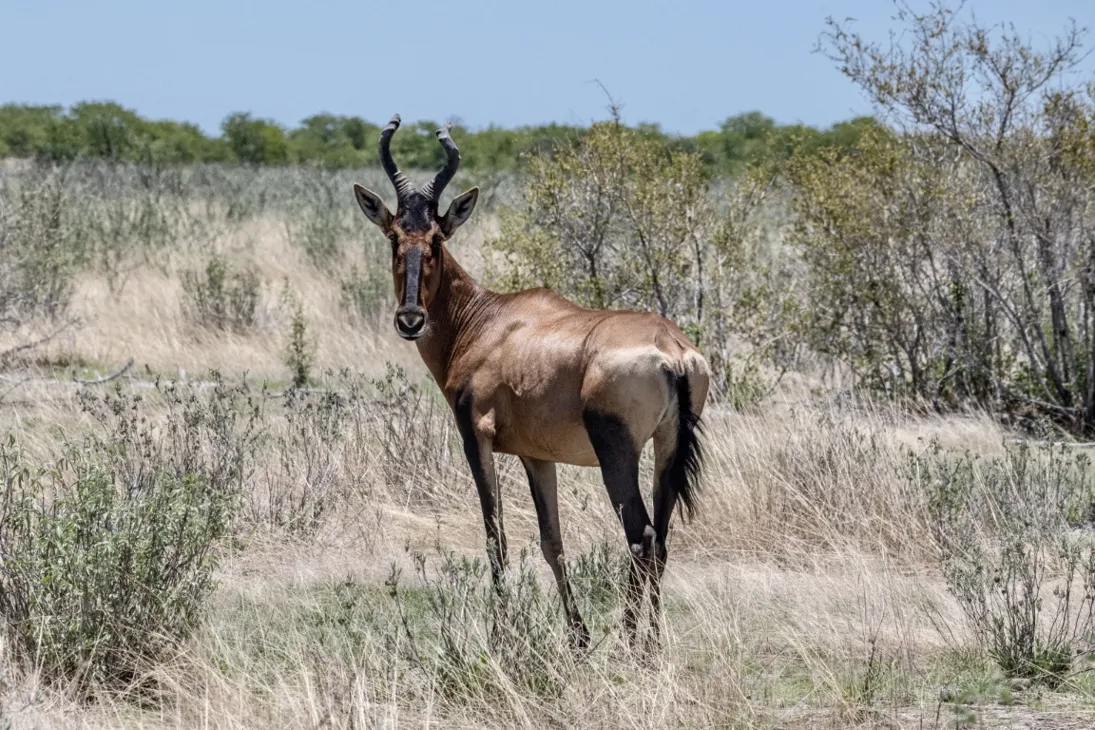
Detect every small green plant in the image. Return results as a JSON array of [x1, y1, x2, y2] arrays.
[[281, 284, 315, 389], [180, 253, 260, 333], [916, 441, 1095, 687], [566, 537, 629, 631]]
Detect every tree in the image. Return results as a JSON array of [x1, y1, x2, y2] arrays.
[[221, 112, 289, 165], [0, 105, 64, 157], [795, 0, 1095, 430], [68, 102, 147, 160]]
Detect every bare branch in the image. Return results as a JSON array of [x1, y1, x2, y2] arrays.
[[72, 358, 134, 385], [0, 320, 75, 366]]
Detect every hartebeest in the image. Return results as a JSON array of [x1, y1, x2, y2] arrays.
[[351, 114, 709, 651]]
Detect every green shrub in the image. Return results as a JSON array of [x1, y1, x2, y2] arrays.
[[181, 253, 260, 333], [0, 376, 262, 692], [485, 113, 710, 319], [0, 454, 225, 690], [798, 6, 1095, 432], [566, 537, 629, 632], [915, 442, 1095, 686]]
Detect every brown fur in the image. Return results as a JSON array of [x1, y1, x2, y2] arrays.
[[353, 118, 710, 653], [415, 252, 708, 467]]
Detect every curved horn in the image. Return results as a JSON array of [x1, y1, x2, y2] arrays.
[[378, 113, 415, 202], [420, 122, 461, 204]]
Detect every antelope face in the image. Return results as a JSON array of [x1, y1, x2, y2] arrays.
[[352, 115, 479, 341]]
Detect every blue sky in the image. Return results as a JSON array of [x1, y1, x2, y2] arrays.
[[1, 0, 1091, 135]]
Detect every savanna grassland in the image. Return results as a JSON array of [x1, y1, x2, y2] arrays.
[[5, 6, 1095, 729], [0, 155, 1091, 730]]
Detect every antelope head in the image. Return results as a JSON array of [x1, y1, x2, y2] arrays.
[[352, 114, 479, 341]]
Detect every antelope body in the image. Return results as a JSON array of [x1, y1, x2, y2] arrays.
[[352, 115, 709, 650]]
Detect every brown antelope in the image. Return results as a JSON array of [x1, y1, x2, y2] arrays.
[[351, 114, 709, 651]]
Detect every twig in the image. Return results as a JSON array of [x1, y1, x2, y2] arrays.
[[72, 358, 134, 385]]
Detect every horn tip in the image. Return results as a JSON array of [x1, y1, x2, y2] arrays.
[[384, 113, 402, 131], [436, 121, 453, 138]]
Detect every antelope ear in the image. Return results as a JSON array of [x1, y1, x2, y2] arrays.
[[439, 187, 479, 237], [353, 184, 393, 231]]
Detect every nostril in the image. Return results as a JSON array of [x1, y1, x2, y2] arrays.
[[396, 311, 425, 334]]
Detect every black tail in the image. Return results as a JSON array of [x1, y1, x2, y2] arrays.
[[669, 375, 704, 522]]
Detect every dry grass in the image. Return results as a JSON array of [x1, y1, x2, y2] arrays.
[[1, 198, 1094, 729]]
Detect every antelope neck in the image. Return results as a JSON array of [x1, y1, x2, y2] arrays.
[[414, 246, 497, 390]]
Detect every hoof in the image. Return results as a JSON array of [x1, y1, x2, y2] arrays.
[[629, 525, 658, 561]]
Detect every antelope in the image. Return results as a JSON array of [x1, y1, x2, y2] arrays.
[[351, 114, 709, 651]]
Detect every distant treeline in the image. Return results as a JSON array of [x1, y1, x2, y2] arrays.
[[0, 101, 879, 175]]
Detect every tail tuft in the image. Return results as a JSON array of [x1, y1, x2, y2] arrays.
[[670, 375, 704, 521]]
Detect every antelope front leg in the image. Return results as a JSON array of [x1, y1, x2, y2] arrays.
[[462, 438, 506, 591], [454, 395, 507, 592]]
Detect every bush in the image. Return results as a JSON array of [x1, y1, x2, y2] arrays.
[[370, 364, 462, 503], [916, 441, 1095, 686], [221, 113, 289, 166], [254, 386, 350, 535], [80, 162, 189, 288], [181, 253, 260, 333], [0, 376, 262, 692], [486, 110, 710, 320], [794, 3, 1095, 431]]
